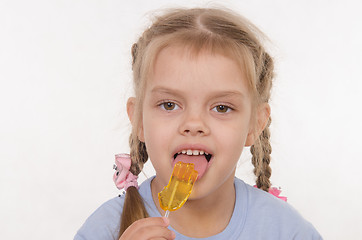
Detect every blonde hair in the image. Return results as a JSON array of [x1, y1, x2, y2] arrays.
[[120, 7, 274, 236]]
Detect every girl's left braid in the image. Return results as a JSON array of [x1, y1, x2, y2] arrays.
[[251, 118, 272, 192], [251, 50, 274, 192]]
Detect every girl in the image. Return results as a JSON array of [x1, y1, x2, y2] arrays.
[[75, 7, 322, 240]]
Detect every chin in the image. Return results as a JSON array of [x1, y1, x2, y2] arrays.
[[187, 184, 210, 201]]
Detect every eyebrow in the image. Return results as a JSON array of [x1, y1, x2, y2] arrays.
[[151, 86, 184, 97], [151, 86, 246, 99]]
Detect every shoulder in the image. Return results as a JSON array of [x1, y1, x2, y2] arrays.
[[234, 178, 323, 239], [74, 178, 154, 240], [74, 196, 125, 240]]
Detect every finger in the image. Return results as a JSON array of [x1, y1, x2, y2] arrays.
[[132, 217, 169, 229]]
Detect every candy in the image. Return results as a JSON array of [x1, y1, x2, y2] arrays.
[[158, 162, 198, 213]]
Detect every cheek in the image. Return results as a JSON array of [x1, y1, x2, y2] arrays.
[[215, 119, 250, 145], [144, 120, 169, 145], [142, 114, 174, 159]]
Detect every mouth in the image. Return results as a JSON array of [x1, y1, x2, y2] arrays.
[[172, 148, 213, 179], [173, 149, 212, 162]]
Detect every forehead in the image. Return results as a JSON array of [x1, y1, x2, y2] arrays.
[[154, 45, 242, 77], [148, 45, 250, 98], [143, 35, 254, 85]]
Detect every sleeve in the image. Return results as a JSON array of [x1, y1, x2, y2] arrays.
[[243, 183, 323, 240], [292, 221, 323, 240], [74, 197, 124, 240]]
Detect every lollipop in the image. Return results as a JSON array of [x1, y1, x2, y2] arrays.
[[158, 162, 198, 217]]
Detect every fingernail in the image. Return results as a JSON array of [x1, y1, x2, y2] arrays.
[[162, 216, 170, 225]]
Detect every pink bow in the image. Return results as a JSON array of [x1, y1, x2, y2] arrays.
[[113, 154, 139, 190], [254, 185, 287, 202]]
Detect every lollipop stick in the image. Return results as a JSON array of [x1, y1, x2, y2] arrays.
[[164, 210, 170, 218]]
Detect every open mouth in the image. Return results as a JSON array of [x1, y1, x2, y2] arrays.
[[172, 149, 213, 179], [173, 149, 212, 162]]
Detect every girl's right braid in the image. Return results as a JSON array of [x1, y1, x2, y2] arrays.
[[119, 37, 151, 237], [119, 132, 149, 236], [128, 133, 148, 176], [129, 34, 150, 175]]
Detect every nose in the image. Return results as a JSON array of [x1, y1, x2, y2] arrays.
[[179, 110, 210, 136]]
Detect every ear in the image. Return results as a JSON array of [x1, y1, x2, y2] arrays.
[[245, 103, 271, 146], [127, 97, 145, 142]]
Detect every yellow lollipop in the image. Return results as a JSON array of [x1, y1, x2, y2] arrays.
[[158, 162, 198, 217]]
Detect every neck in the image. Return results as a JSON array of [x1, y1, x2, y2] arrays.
[[151, 175, 236, 238]]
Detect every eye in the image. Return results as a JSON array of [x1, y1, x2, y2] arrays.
[[160, 101, 179, 111], [212, 105, 232, 113]]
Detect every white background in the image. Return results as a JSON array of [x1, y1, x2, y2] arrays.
[[1, 0, 361, 239]]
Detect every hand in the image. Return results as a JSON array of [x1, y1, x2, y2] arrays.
[[119, 217, 175, 240]]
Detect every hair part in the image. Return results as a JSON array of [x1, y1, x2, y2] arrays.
[[120, 7, 275, 236]]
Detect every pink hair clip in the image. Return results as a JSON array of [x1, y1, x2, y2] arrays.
[[113, 154, 139, 190], [254, 185, 287, 202]]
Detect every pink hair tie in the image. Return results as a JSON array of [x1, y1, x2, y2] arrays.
[[113, 154, 139, 190]]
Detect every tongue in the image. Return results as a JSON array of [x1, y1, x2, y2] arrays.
[[174, 154, 208, 179]]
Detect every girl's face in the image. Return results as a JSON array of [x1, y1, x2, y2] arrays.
[[139, 45, 256, 200]]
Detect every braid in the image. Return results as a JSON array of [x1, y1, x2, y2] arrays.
[[251, 118, 272, 192], [258, 52, 273, 102], [118, 133, 149, 237], [118, 16, 155, 238], [128, 133, 148, 176], [131, 43, 138, 66], [250, 50, 274, 192]]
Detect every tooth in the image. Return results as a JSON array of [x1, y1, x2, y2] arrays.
[[187, 150, 193, 155], [205, 152, 209, 155], [192, 150, 199, 155], [182, 150, 186, 154], [200, 150, 204, 155]]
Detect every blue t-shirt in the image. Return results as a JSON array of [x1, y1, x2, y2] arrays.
[[74, 177, 322, 240]]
